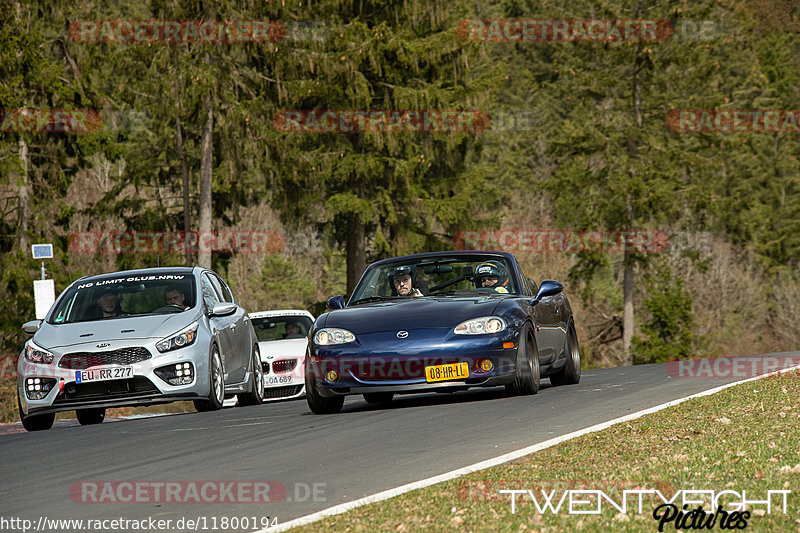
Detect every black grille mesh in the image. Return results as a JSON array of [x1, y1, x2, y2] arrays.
[[59, 347, 152, 369]]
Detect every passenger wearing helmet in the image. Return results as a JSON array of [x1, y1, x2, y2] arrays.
[[388, 265, 423, 298], [474, 261, 510, 294]]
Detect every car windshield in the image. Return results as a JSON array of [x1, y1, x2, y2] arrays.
[[350, 255, 518, 303], [48, 273, 197, 324], [251, 315, 313, 341]]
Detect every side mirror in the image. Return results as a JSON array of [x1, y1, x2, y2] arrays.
[[532, 280, 563, 304], [209, 302, 237, 317], [327, 295, 346, 310], [22, 320, 42, 334]]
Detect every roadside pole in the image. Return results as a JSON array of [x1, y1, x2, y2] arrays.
[[31, 244, 55, 320]]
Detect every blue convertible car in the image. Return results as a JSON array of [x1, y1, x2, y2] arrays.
[[305, 251, 581, 414]]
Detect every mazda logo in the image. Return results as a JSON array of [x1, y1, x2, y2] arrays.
[[396, 331, 408, 339]]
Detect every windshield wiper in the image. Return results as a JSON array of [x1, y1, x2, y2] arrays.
[[349, 295, 401, 305]]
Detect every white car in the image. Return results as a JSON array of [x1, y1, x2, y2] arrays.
[[249, 310, 314, 401]]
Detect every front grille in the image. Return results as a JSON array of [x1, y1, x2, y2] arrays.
[[54, 376, 160, 403], [59, 347, 152, 370], [263, 385, 303, 399], [272, 359, 297, 374]]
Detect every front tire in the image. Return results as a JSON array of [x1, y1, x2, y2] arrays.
[[76, 408, 105, 425], [305, 373, 344, 414], [238, 345, 265, 406], [506, 323, 540, 395], [18, 393, 54, 431], [194, 346, 224, 412], [550, 324, 581, 386]]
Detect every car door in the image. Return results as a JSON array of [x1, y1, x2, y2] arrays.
[[209, 272, 248, 384], [201, 273, 236, 384], [521, 269, 559, 362]]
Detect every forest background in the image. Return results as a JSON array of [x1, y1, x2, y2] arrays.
[[2, 0, 799, 395]]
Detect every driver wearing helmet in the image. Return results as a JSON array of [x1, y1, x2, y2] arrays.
[[388, 265, 423, 298], [474, 261, 510, 294]]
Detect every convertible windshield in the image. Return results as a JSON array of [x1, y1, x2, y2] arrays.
[[251, 315, 313, 341], [48, 273, 197, 324], [350, 255, 518, 303]]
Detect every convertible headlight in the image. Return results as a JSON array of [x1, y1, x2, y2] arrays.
[[314, 328, 355, 345], [454, 317, 507, 335], [24, 342, 54, 364], [156, 322, 199, 353]]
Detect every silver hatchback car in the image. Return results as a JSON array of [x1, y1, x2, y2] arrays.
[[17, 267, 264, 431]]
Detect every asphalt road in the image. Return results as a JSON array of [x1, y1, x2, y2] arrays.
[[2, 353, 795, 531]]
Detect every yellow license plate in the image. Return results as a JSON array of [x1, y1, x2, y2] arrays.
[[425, 362, 469, 383]]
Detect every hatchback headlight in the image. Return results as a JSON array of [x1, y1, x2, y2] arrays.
[[314, 328, 355, 345], [24, 342, 54, 364], [156, 322, 199, 353], [454, 317, 506, 335]]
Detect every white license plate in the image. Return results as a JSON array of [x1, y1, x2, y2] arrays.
[[265, 375, 294, 386], [75, 366, 133, 383]]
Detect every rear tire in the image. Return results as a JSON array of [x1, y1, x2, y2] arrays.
[[18, 393, 54, 431], [363, 392, 394, 404], [238, 345, 265, 406], [194, 347, 224, 412], [76, 408, 105, 425], [306, 374, 344, 414], [506, 323, 540, 395], [550, 324, 581, 386]]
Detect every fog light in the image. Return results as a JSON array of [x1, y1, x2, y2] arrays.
[[479, 359, 493, 372], [326, 370, 338, 382], [25, 377, 57, 400], [154, 362, 195, 385]]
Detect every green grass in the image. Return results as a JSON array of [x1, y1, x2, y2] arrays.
[[289, 371, 800, 532]]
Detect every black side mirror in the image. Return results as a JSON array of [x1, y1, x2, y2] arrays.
[[327, 295, 346, 310], [531, 280, 563, 304]]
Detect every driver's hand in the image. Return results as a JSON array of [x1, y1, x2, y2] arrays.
[[411, 288, 423, 297]]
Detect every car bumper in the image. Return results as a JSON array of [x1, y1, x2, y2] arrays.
[[307, 328, 519, 397], [17, 342, 212, 417]]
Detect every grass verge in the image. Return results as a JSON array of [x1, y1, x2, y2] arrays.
[[290, 371, 800, 532]]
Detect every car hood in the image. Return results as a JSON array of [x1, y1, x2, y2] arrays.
[[323, 296, 504, 334], [33, 312, 202, 350], [257, 337, 308, 358]]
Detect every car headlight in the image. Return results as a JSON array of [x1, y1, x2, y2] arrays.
[[24, 342, 54, 364], [156, 322, 199, 353], [454, 316, 507, 335], [314, 328, 355, 345]]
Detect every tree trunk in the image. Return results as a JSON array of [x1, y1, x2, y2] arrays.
[[345, 215, 366, 295], [622, 259, 634, 363], [198, 96, 214, 269], [17, 138, 29, 252], [175, 116, 193, 265]]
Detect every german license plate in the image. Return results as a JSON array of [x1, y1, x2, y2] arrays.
[[265, 375, 293, 386], [425, 362, 469, 383], [75, 366, 133, 383]]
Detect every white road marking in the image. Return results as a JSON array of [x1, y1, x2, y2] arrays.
[[262, 363, 800, 533]]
